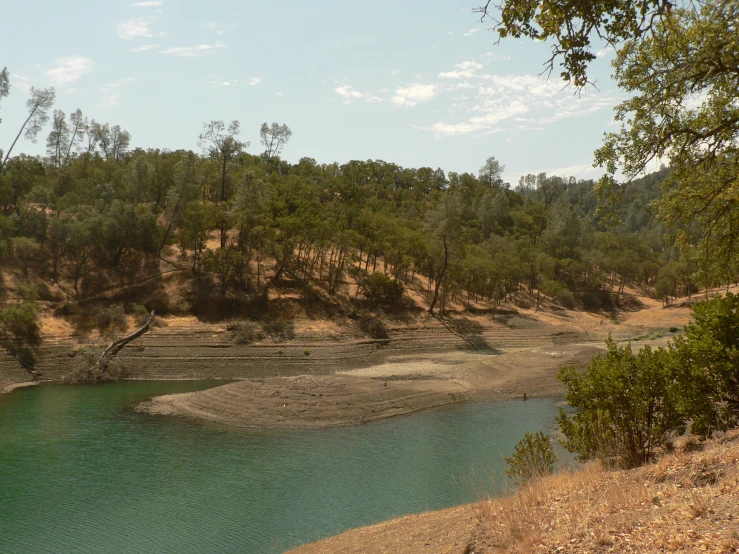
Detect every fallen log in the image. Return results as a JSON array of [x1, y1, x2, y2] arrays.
[[98, 310, 155, 368]]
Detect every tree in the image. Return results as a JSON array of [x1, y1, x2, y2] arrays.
[[10, 237, 40, 276], [198, 120, 248, 247], [0, 301, 40, 369], [557, 336, 685, 468], [504, 432, 557, 486], [0, 67, 9, 125], [478, 156, 504, 188], [478, 189, 509, 239], [93, 122, 130, 162], [425, 191, 463, 313], [476, 0, 674, 87], [203, 246, 246, 296], [594, 2, 739, 268], [108, 125, 131, 162], [485, 0, 739, 271], [46, 109, 69, 167], [670, 293, 739, 438], [1, 86, 55, 173], [64, 109, 85, 165], [362, 272, 404, 308], [260, 122, 292, 163], [179, 202, 219, 271]]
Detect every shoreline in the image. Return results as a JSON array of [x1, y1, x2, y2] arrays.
[[133, 344, 604, 429]]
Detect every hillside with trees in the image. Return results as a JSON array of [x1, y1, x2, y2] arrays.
[[0, 73, 711, 329]]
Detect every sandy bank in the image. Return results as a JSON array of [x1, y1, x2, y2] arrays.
[[136, 344, 604, 428]]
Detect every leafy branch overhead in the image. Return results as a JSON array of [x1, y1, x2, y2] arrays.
[[486, 0, 739, 266], [476, 0, 675, 87]]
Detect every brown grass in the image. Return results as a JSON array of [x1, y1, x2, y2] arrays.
[[290, 432, 739, 554], [470, 431, 739, 553]]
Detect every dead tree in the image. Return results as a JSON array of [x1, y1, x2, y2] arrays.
[[97, 310, 155, 371]]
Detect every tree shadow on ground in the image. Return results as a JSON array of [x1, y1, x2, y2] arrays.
[[438, 315, 501, 354]]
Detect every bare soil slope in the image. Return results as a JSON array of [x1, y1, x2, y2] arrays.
[[137, 344, 603, 428], [289, 431, 739, 554]]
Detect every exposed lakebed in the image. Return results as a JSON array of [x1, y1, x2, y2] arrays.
[[1, 381, 568, 553]]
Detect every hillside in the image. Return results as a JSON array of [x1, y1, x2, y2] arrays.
[[288, 430, 739, 553]]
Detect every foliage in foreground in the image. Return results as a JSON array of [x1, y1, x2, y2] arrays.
[[556, 337, 684, 469], [504, 431, 556, 485], [671, 292, 739, 438], [557, 293, 739, 468]]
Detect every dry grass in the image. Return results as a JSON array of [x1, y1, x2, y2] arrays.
[[290, 432, 739, 554], [470, 431, 739, 553]]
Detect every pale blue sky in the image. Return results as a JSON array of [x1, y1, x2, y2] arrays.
[[0, 0, 624, 184]]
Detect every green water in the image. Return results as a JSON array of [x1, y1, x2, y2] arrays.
[[0, 381, 566, 553]]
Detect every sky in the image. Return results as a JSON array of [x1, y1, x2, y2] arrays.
[[0, 0, 628, 185]]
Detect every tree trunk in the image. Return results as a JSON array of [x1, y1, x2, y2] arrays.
[[428, 236, 448, 314], [98, 311, 156, 369]]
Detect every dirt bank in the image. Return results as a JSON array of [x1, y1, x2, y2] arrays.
[[289, 430, 739, 553], [1, 285, 697, 397], [136, 344, 604, 428]]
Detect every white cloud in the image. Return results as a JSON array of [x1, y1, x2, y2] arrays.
[[464, 28, 479, 36], [334, 85, 382, 104], [45, 57, 94, 85], [391, 83, 437, 106], [99, 78, 135, 108], [117, 17, 157, 39], [129, 44, 160, 52], [249, 77, 262, 86], [161, 41, 226, 57], [205, 22, 225, 36], [596, 46, 614, 58], [481, 51, 511, 64], [426, 72, 619, 137], [130, 1, 162, 6], [438, 60, 482, 79]]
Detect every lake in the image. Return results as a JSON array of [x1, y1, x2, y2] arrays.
[[0, 381, 568, 553]]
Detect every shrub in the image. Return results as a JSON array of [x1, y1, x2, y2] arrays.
[[0, 302, 40, 344], [504, 431, 557, 485], [227, 321, 265, 344], [261, 319, 295, 341], [556, 336, 685, 468], [362, 273, 404, 308], [670, 293, 739, 438], [92, 305, 127, 337], [541, 280, 576, 309], [358, 314, 389, 339]]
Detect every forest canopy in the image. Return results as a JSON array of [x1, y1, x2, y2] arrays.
[[0, 62, 731, 317]]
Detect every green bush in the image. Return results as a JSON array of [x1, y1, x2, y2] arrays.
[[504, 431, 557, 485], [362, 273, 404, 308], [0, 302, 40, 344], [541, 280, 576, 309], [556, 336, 685, 468], [670, 293, 739, 438]]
